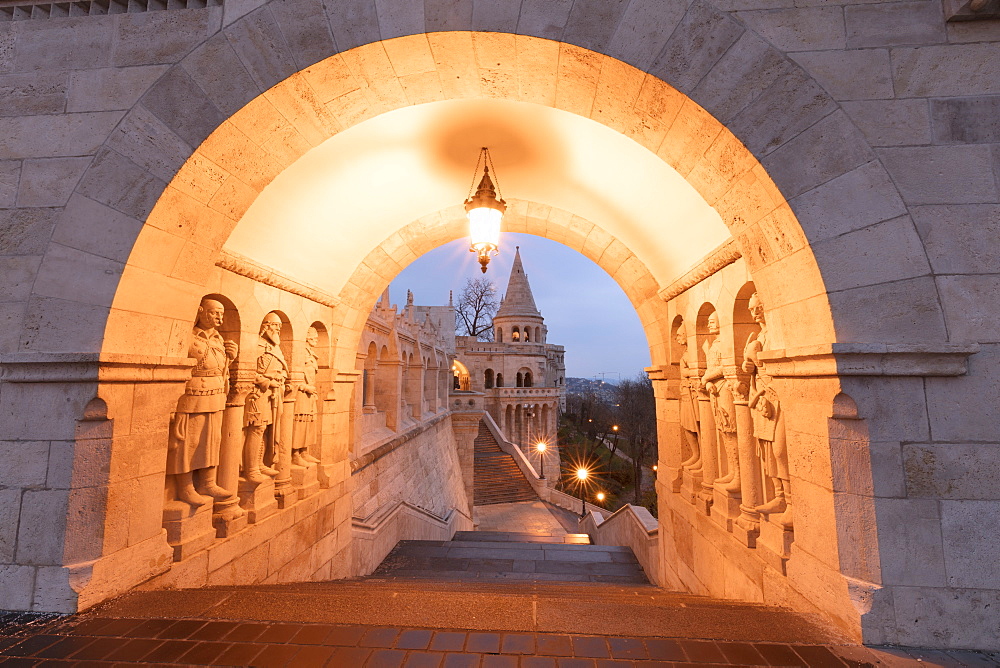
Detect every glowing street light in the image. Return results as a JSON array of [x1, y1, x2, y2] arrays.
[[576, 467, 590, 517], [464, 147, 505, 273], [596, 491, 606, 505], [536, 441, 547, 479]]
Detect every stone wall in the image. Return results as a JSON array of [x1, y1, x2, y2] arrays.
[[351, 415, 470, 524]]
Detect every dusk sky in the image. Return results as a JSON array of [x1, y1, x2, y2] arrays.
[[389, 232, 651, 381]]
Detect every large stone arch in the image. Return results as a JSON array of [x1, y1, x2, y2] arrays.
[[26, 20, 937, 358], [1, 0, 987, 650]]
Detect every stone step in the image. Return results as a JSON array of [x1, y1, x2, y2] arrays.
[[472, 421, 538, 504], [93, 578, 855, 646], [454, 531, 596, 545], [372, 537, 649, 585]]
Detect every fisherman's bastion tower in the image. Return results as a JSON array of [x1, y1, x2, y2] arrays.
[[454, 249, 567, 460]]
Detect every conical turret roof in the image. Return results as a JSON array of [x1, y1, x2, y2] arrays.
[[495, 247, 541, 320]]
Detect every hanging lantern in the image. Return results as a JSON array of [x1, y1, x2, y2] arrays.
[[464, 147, 505, 273]]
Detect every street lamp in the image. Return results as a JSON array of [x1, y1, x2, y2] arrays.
[[464, 147, 505, 273], [535, 441, 547, 479], [576, 467, 589, 517], [596, 491, 606, 506]]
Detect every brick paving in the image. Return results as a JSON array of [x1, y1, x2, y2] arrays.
[[1, 612, 998, 667]]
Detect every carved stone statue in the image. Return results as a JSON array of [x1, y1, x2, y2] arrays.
[[168, 298, 239, 506], [242, 312, 288, 483], [406, 289, 414, 306], [742, 293, 791, 527], [701, 311, 740, 493], [676, 322, 701, 472], [292, 326, 322, 467]]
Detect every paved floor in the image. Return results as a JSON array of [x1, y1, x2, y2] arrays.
[[1, 503, 997, 667], [473, 501, 582, 535]]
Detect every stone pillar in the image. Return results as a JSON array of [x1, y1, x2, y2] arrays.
[[450, 391, 485, 515], [711, 368, 742, 532], [212, 365, 252, 538], [273, 383, 296, 507], [696, 393, 717, 514], [733, 387, 761, 547]]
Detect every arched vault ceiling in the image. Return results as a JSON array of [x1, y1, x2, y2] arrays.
[[224, 98, 729, 295]]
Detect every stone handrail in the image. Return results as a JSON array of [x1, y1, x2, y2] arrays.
[[580, 504, 661, 586], [351, 500, 474, 575], [492, 387, 560, 398]]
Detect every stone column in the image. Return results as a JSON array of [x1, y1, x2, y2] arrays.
[[450, 391, 485, 516], [696, 392, 717, 514], [212, 365, 252, 537], [273, 381, 296, 507], [733, 384, 761, 547]]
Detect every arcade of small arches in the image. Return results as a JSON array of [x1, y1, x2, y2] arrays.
[[497, 326, 543, 344]]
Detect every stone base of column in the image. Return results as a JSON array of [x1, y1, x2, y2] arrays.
[[238, 477, 278, 524], [273, 479, 296, 508], [696, 483, 714, 515], [733, 507, 760, 548], [162, 501, 216, 562], [680, 470, 702, 505], [758, 518, 794, 574], [316, 462, 336, 488], [668, 466, 683, 493], [710, 487, 741, 531], [291, 464, 320, 500], [212, 497, 248, 538]]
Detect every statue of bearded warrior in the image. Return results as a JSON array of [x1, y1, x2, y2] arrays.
[[242, 312, 288, 483], [292, 326, 322, 467], [675, 322, 701, 472], [168, 298, 238, 506], [742, 292, 792, 528], [701, 311, 740, 492]]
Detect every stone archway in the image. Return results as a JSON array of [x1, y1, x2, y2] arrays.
[[0, 2, 984, 649]]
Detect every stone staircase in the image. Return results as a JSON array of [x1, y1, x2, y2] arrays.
[[474, 421, 538, 505], [371, 530, 649, 584]]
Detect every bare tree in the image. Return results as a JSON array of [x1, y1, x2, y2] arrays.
[[455, 277, 499, 341], [614, 374, 657, 504]]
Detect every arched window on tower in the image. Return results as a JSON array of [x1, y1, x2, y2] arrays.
[[535, 327, 541, 343], [524, 328, 531, 342], [496, 373, 504, 387], [516, 372, 523, 387], [485, 369, 495, 389], [524, 371, 533, 387], [497, 328, 503, 343], [512, 327, 520, 341]]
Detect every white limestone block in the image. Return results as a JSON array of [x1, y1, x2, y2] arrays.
[[941, 500, 1000, 589], [792, 49, 892, 101], [875, 498, 947, 586], [736, 6, 846, 52], [877, 145, 998, 205], [16, 157, 91, 208], [840, 99, 931, 147], [893, 43, 1000, 97], [845, 1, 946, 49]]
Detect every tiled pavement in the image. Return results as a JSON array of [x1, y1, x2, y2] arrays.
[[3, 612, 996, 667]]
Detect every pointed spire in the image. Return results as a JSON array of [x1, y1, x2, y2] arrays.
[[495, 246, 540, 319]]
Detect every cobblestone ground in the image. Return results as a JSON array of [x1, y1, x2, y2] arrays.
[[0, 612, 998, 667]]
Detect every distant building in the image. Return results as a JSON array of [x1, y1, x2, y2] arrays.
[[454, 248, 567, 454]]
